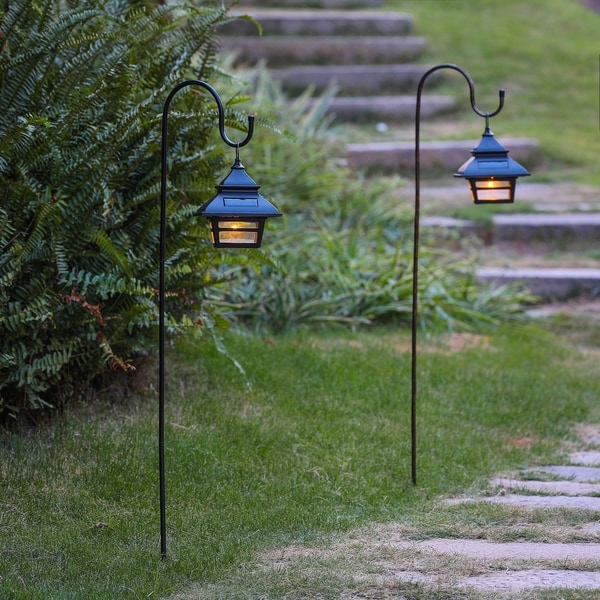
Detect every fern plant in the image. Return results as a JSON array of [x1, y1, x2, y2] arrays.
[[0, 0, 252, 421]]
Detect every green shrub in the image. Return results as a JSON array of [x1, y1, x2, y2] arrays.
[[0, 0, 251, 421]]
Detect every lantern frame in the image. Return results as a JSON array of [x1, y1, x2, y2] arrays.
[[158, 80, 280, 560]]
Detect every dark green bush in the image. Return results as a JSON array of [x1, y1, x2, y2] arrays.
[[0, 0, 251, 420]]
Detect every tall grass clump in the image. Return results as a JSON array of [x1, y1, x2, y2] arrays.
[[210, 66, 532, 333]]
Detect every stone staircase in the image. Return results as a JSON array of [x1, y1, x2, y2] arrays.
[[400, 181, 600, 303], [220, 0, 600, 306], [220, 0, 539, 172], [220, 2, 441, 126]]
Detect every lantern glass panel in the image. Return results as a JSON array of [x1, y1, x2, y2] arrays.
[[470, 178, 514, 204], [218, 230, 259, 245], [218, 221, 259, 229], [208, 218, 264, 247]]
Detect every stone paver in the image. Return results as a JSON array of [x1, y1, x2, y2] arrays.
[[477, 266, 600, 300], [492, 476, 600, 496], [389, 538, 600, 561], [534, 465, 600, 482], [571, 451, 600, 466], [458, 570, 600, 591], [476, 493, 600, 510], [441, 425, 600, 593]]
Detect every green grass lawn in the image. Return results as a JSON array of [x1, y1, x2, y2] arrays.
[[381, 0, 600, 186], [2, 321, 599, 598]]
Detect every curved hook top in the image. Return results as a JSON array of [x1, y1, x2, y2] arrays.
[[416, 63, 504, 120], [162, 79, 254, 149]]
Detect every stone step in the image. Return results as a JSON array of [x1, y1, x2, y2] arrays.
[[220, 36, 427, 67], [237, 0, 385, 7], [268, 64, 438, 96], [421, 210, 600, 300], [320, 95, 455, 123], [399, 182, 600, 214], [222, 9, 413, 36], [422, 213, 600, 246], [346, 138, 540, 174], [477, 267, 600, 300], [491, 213, 600, 244]]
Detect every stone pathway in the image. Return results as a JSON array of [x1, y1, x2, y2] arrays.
[[430, 425, 600, 595], [169, 426, 600, 599], [268, 425, 600, 598]]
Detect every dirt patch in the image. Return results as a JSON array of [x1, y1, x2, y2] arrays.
[[505, 436, 538, 450]]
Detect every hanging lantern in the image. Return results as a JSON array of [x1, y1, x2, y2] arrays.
[[455, 126, 530, 204], [198, 158, 281, 248]]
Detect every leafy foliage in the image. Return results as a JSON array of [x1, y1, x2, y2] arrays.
[[0, 1, 531, 422], [214, 67, 532, 333], [0, 0, 249, 421]]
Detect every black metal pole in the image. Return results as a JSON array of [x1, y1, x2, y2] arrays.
[[159, 80, 254, 559], [411, 65, 504, 486]]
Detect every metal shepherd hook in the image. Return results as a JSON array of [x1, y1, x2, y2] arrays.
[[159, 80, 254, 559], [411, 64, 505, 485]]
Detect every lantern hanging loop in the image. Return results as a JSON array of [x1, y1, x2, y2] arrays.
[[164, 79, 255, 150], [417, 63, 505, 123]]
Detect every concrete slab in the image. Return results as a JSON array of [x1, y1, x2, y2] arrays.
[[395, 182, 600, 212], [571, 452, 600, 466], [238, 0, 385, 7], [221, 36, 426, 67], [222, 9, 413, 36], [492, 213, 600, 243], [476, 267, 600, 300], [389, 538, 600, 561], [526, 301, 600, 320], [534, 466, 600, 482], [493, 477, 600, 496], [392, 569, 600, 592], [481, 494, 600, 510], [326, 95, 453, 122], [458, 570, 600, 591], [268, 64, 436, 95]]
